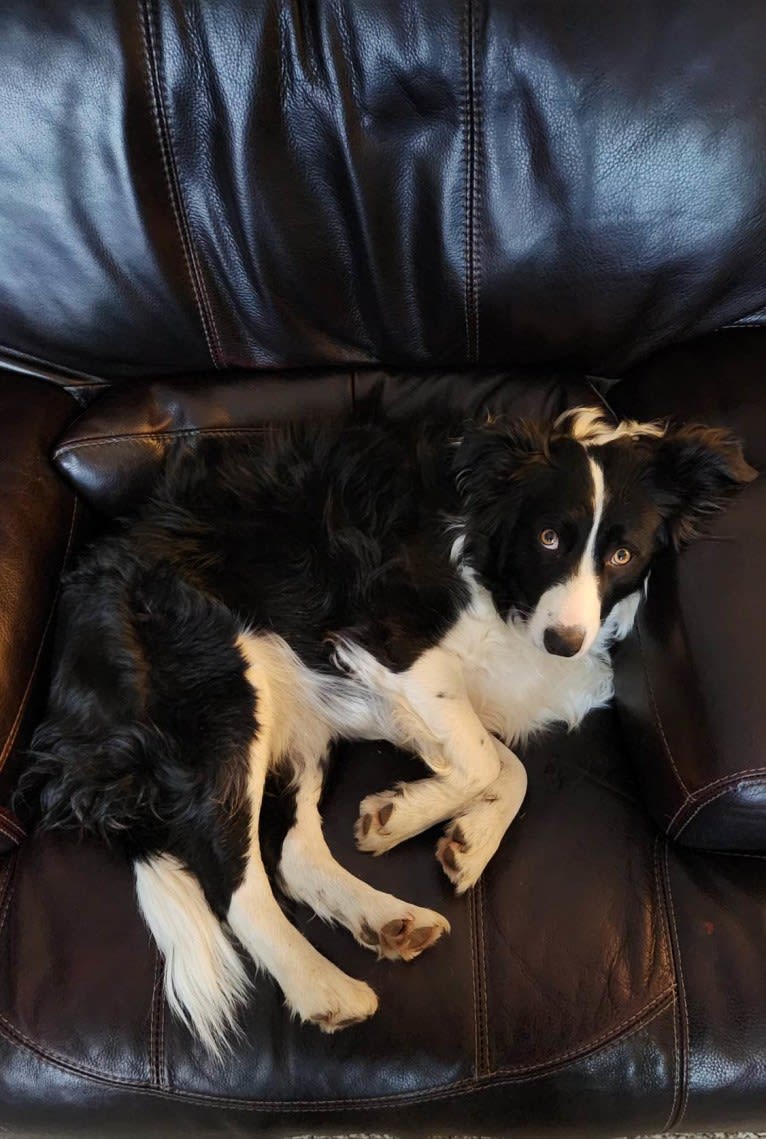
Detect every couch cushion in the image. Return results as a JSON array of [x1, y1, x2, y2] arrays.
[[611, 329, 765, 850], [0, 710, 684, 1135], [4, 1, 766, 379], [52, 365, 597, 514]]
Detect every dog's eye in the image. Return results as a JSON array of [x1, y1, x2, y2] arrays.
[[539, 528, 559, 550], [608, 547, 632, 567]]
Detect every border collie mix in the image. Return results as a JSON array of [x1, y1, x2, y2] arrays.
[[16, 407, 754, 1054]]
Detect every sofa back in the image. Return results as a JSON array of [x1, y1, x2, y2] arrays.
[[2, 0, 766, 381]]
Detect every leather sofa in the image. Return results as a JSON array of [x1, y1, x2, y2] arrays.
[[1, 3, 765, 1136]]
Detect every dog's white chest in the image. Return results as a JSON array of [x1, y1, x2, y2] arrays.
[[440, 582, 615, 744]]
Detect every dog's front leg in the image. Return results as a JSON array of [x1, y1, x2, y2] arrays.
[[352, 646, 504, 854], [436, 737, 527, 893], [277, 747, 450, 961]]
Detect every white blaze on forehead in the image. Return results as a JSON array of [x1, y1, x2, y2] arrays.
[[527, 452, 607, 655], [554, 456, 605, 637]]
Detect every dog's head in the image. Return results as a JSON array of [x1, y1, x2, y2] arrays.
[[454, 407, 757, 657]]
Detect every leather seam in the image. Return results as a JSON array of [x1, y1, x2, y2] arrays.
[[0, 496, 79, 776], [0, 856, 17, 942], [674, 778, 766, 840], [471, 0, 482, 362], [0, 812, 25, 840], [468, 877, 481, 1079], [668, 767, 766, 838], [462, 0, 479, 362], [655, 837, 681, 1132], [54, 426, 272, 459], [0, 990, 673, 1109], [476, 873, 490, 1076], [139, 0, 224, 370], [0, 822, 25, 846], [661, 843, 689, 1129], [149, 949, 163, 1089], [635, 622, 689, 802], [490, 988, 674, 1078]]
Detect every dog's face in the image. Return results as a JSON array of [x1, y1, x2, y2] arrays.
[[455, 408, 757, 657]]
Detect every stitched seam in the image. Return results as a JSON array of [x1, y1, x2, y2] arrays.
[[668, 766, 766, 836], [476, 874, 490, 1076], [492, 988, 674, 1077], [0, 856, 17, 941], [655, 837, 681, 1131], [471, 0, 482, 362], [635, 623, 689, 802], [54, 426, 272, 459], [149, 950, 161, 1089], [0, 1006, 155, 1089], [461, 0, 476, 361], [0, 993, 673, 1109], [0, 811, 25, 839], [662, 844, 689, 1129], [139, 0, 223, 369], [0, 497, 79, 774], [675, 781, 759, 840], [157, 965, 167, 1089], [468, 880, 480, 1078], [632, 619, 687, 797]]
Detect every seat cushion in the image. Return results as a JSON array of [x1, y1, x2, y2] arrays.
[[611, 329, 764, 849], [3, 709, 766, 1135], [0, 710, 677, 1135]]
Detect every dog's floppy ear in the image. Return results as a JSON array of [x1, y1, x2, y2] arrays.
[[453, 417, 550, 508], [651, 423, 757, 549]]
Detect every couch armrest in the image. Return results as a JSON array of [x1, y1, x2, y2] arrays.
[[0, 373, 79, 848], [611, 330, 765, 850]]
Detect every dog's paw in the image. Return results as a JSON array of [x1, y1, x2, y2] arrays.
[[354, 790, 403, 854], [357, 906, 450, 962], [436, 818, 490, 895], [291, 970, 379, 1033]]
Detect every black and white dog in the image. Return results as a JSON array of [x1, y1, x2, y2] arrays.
[[16, 406, 754, 1054]]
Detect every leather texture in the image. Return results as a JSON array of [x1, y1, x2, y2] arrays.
[[0, 374, 79, 846], [53, 365, 597, 513], [611, 330, 765, 849], [1, 354, 765, 1134], [3, 1, 766, 380], [2, 0, 766, 1134]]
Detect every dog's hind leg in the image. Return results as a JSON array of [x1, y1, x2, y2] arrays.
[[277, 749, 450, 962], [227, 643, 378, 1032]]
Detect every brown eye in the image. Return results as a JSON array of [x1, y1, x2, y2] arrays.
[[609, 547, 632, 567], [539, 528, 559, 550]]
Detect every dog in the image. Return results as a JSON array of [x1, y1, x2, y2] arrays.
[[15, 405, 755, 1056]]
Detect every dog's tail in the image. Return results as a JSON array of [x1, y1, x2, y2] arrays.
[[134, 853, 251, 1059]]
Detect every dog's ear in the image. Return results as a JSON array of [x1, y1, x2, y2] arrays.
[[651, 424, 757, 549], [453, 417, 551, 508]]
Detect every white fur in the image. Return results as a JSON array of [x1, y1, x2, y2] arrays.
[[438, 738, 528, 894], [527, 456, 606, 655], [560, 406, 666, 445], [134, 854, 250, 1059]]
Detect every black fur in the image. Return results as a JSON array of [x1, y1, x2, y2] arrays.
[[15, 412, 756, 915]]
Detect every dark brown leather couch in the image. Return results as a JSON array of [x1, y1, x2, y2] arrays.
[[1, 3, 765, 1136]]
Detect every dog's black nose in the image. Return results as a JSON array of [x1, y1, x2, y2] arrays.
[[543, 625, 585, 657]]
